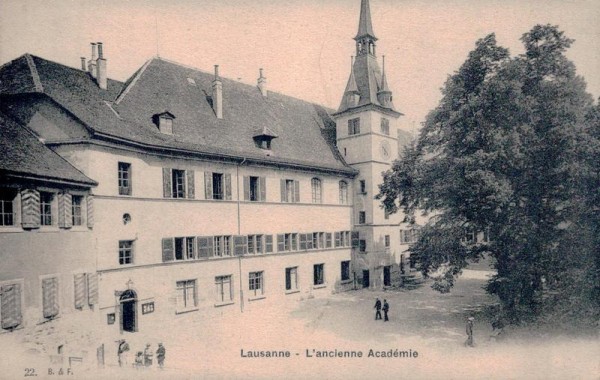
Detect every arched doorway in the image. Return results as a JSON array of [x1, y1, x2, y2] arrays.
[[120, 289, 137, 333]]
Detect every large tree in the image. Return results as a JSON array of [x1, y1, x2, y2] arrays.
[[378, 26, 599, 325]]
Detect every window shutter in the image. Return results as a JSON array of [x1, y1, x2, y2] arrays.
[[277, 234, 284, 252], [280, 179, 286, 202], [294, 180, 300, 203], [234, 235, 247, 256], [335, 232, 341, 247], [265, 235, 273, 253], [197, 236, 213, 259], [162, 238, 174, 262], [326, 233, 332, 248], [351, 231, 360, 248], [42, 277, 59, 318], [58, 193, 73, 229], [162, 168, 172, 198], [74, 273, 86, 309], [1, 284, 22, 329], [224, 174, 232, 200], [186, 170, 195, 199], [204, 172, 213, 200], [87, 273, 98, 306], [243, 176, 250, 201], [85, 195, 94, 228], [259, 177, 266, 201], [21, 189, 40, 229], [299, 234, 307, 250]]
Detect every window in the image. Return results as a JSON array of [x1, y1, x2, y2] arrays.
[[265, 235, 273, 253], [42, 277, 59, 319], [385, 235, 390, 248], [313, 264, 325, 286], [0, 188, 16, 226], [311, 178, 322, 203], [249, 176, 259, 201], [359, 211, 366, 224], [359, 180, 366, 194], [1, 283, 22, 329], [159, 117, 173, 134], [244, 176, 266, 202], [249, 271, 264, 297], [348, 117, 360, 135], [118, 162, 132, 195], [277, 233, 294, 252], [281, 179, 300, 203], [213, 236, 232, 257], [186, 237, 195, 259], [247, 235, 264, 255], [176, 280, 197, 310], [339, 181, 348, 204], [164, 168, 195, 199], [359, 240, 367, 253], [462, 230, 477, 244], [341, 261, 351, 281], [400, 229, 420, 244], [212, 173, 223, 199], [40, 192, 54, 226], [205, 172, 231, 200], [285, 267, 298, 291], [71, 195, 83, 226], [380, 118, 390, 135], [174, 237, 195, 260], [326, 233, 332, 248], [172, 169, 186, 198], [384, 209, 390, 220], [215, 275, 233, 303], [119, 240, 134, 265]]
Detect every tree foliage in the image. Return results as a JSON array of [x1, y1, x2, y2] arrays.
[[378, 26, 599, 325]]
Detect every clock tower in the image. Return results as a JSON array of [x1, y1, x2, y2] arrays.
[[333, 0, 403, 289]]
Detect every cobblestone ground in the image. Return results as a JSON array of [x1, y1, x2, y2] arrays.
[[2, 270, 598, 379]]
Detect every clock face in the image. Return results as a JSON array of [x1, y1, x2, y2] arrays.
[[380, 141, 391, 160]]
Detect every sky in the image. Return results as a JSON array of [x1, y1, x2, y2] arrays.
[[1, 0, 598, 131]]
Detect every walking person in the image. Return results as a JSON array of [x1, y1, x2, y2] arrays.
[[156, 343, 166, 369], [117, 339, 130, 368], [144, 343, 154, 367], [374, 298, 382, 320], [382, 299, 389, 321], [465, 316, 475, 347]]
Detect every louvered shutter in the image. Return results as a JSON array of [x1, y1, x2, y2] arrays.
[[265, 235, 273, 253], [351, 231, 360, 248], [277, 234, 284, 252], [197, 237, 213, 259], [224, 174, 232, 200], [1, 284, 22, 329], [299, 234, 307, 250], [280, 179, 286, 202], [234, 235, 247, 256], [42, 277, 59, 318], [162, 168, 171, 198], [294, 180, 300, 203], [243, 176, 250, 201], [259, 177, 266, 201], [87, 273, 98, 306], [86, 195, 94, 228], [58, 193, 73, 229], [204, 172, 213, 200], [186, 170, 195, 199], [74, 273, 86, 309], [21, 189, 40, 229], [162, 238, 174, 262]]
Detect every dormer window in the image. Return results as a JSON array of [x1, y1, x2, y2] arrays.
[[152, 111, 176, 135], [253, 126, 278, 151]]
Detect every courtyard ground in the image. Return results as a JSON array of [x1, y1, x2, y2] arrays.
[[1, 269, 598, 379]]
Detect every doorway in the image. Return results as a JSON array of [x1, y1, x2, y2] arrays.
[[120, 290, 137, 333], [383, 266, 391, 287], [362, 270, 370, 288]]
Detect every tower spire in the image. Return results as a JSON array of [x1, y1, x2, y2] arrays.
[[355, 0, 377, 40], [377, 55, 393, 107]]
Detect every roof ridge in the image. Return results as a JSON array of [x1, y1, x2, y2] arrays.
[[114, 58, 154, 104], [24, 54, 44, 92]]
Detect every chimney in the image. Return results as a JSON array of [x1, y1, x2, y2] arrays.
[[257, 68, 267, 97], [80, 57, 87, 71], [88, 43, 97, 78], [212, 65, 223, 119], [96, 42, 107, 90]]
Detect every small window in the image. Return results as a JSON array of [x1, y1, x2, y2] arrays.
[[265, 235, 273, 253], [176, 280, 197, 310], [359, 211, 366, 224], [313, 264, 325, 286], [72, 195, 83, 226], [119, 240, 134, 265], [40, 192, 54, 226], [285, 267, 298, 291], [339, 181, 349, 205], [249, 271, 264, 297], [118, 162, 132, 196], [249, 177, 259, 201], [311, 178, 322, 203], [281, 179, 299, 203], [341, 261, 350, 281], [205, 172, 231, 201], [359, 240, 366, 253], [213, 173, 223, 200], [348, 118, 360, 135], [172, 169, 186, 198], [215, 275, 233, 303], [214, 236, 232, 257], [359, 180, 366, 194], [384, 209, 390, 220], [0, 188, 17, 226], [385, 235, 390, 248], [380, 118, 390, 135]]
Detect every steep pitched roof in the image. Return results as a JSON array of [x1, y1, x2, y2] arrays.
[[355, 0, 377, 40], [0, 111, 96, 187]]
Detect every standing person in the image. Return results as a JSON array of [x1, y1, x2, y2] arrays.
[[382, 299, 389, 321], [465, 317, 475, 347], [117, 339, 130, 368], [374, 298, 382, 320], [156, 343, 166, 369], [144, 343, 153, 367]]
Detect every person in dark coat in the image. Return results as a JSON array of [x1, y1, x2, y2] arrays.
[[144, 343, 153, 367], [382, 299, 389, 321], [156, 343, 166, 369], [465, 317, 475, 347], [374, 298, 382, 320], [117, 339, 130, 367]]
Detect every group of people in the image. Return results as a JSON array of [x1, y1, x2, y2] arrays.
[[118, 340, 166, 369], [373, 298, 390, 321]]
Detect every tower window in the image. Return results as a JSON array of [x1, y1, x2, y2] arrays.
[[348, 118, 360, 135], [359, 211, 366, 224], [380, 118, 390, 135], [360, 180, 366, 194]]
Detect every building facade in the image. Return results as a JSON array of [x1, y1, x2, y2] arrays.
[[0, 0, 413, 336]]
